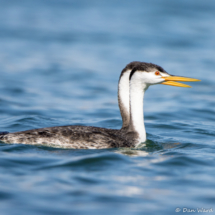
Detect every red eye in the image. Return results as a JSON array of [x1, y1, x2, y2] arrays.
[[155, 71, 160, 76]]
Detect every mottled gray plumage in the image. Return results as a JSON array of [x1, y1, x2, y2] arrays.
[[0, 126, 137, 149]]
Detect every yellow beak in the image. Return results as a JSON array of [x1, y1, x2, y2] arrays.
[[161, 76, 201, 88]]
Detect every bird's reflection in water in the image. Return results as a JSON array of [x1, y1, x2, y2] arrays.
[[116, 140, 181, 157]]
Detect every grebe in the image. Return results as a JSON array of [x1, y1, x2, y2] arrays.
[[0, 62, 200, 149]]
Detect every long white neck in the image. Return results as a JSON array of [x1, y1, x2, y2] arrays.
[[118, 70, 131, 129], [128, 72, 148, 146]]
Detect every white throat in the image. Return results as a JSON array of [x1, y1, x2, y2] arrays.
[[128, 72, 148, 146]]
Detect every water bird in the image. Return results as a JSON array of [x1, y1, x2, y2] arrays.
[[0, 62, 200, 149]]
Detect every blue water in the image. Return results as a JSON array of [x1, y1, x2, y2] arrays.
[[0, 0, 215, 214]]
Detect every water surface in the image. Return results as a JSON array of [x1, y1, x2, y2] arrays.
[[0, 0, 215, 214]]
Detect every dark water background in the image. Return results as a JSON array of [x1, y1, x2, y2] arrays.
[[0, 0, 215, 214]]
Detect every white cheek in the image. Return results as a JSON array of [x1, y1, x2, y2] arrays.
[[143, 73, 159, 84], [142, 73, 153, 83]]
